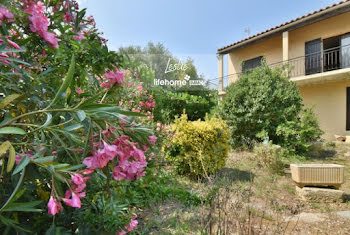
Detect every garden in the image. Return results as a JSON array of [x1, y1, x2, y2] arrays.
[[0, 1, 349, 234]]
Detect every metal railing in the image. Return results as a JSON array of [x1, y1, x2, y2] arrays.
[[220, 44, 350, 90]]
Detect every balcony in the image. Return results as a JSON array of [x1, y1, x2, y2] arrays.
[[220, 44, 350, 91]]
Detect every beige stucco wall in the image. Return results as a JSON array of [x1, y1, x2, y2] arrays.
[[299, 80, 350, 140], [227, 35, 282, 84], [226, 11, 350, 86], [289, 11, 350, 59]]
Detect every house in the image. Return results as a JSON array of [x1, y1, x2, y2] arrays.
[[217, 0, 350, 140]]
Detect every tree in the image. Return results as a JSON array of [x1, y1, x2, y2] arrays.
[[120, 42, 217, 122], [219, 62, 323, 154]]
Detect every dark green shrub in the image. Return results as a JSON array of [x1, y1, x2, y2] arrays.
[[276, 108, 324, 155], [153, 89, 217, 123], [219, 62, 323, 155]]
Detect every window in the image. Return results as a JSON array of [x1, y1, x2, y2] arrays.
[[242, 56, 263, 72], [305, 38, 322, 75]]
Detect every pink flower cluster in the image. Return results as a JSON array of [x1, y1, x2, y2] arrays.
[[47, 169, 93, 215], [73, 31, 85, 41], [83, 135, 154, 181], [83, 142, 121, 169], [25, 2, 59, 48], [0, 6, 13, 25], [100, 67, 124, 89], [118, 217, 138, 235], [0, 38, 21, 65]]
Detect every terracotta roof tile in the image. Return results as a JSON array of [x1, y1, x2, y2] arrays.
[[218, 0, 350, 53]]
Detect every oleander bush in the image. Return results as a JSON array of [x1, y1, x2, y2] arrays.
[[164, 114, 230, 178], [0, 1, 164, 234]]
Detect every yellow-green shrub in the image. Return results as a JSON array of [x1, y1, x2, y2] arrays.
[[164, 114, 230, 177]]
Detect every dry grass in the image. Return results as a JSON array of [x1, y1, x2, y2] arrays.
[[137, 142, 350, 234]]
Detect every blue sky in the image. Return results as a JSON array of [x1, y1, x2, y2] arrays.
[[78, 0, 341, 82]]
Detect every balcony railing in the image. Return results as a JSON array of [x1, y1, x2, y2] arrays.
[[220, 44, 350, 89]]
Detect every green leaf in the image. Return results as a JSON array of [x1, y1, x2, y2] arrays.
[[0, 215, 31, 232], [53, 163, 70, 169], [46, 55, 75, 108], [33, 156, 55, 164], [6, 144, 15, 173], [64, 123, 83, 131], [0, 127, 26, 135], [0, 141, 11, 158], [59, 164, 85, 171], [0, 94, 21, 109], [38, 113, 52, 129], [2, 201, 43, 212], [0, 168, 26, 212], [47, 165, 67, 183], [12, 157, 30, 175], [76, 110, 86, 121]]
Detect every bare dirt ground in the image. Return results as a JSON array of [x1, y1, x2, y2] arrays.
[[138, 142, 350, 234]]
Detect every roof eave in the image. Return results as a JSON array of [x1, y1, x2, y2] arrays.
[[217, 1, 350, 55]]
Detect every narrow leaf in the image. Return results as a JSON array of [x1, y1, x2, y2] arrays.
[[0, 94, 21, 109], [39, 113, 52, 129], [48, 55, 75, 107], [12, 157, 30, 175], [2, 201, 43, 212], [76, 110, 86, 121], [0, 168, 26, 212], [33, 156, 55, 164], [6, 144, 15, 172], [0, 127, 26, 135], [64, 123, 83, 131], [0, 141, 11, 158]]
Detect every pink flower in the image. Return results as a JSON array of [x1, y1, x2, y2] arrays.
[[82, 169, 94, 175], [28, 13, 48, 34], [63, 12, 72, 23], [82, 156, 102, 169], [0, 53, 8, 58], [15, 155, 22, 165], [126, 219, 138, 232], [63, 192, 81, 208], [102, 68, 124, 89], [47, 196, 63, 215], [0, 59, 10, 65], [7, 39, 21, 50], [76, 88, 84, 94], [83, 143, 119, 169], [0, 6, 14, 25], [73, 31, 85, 41], [117, 231, 126, 235], [72, 173, 84, 185], [148, 136, 157, 145], [112, 166, 127, 181], [42, 32, 59, 49], [26, 2, 59, 48]]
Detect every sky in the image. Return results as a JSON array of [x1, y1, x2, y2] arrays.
[[78, 0, 342, 83]]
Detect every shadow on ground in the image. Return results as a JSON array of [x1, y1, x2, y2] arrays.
[[214, 168, 254, 184], [309, 150, 337, 160], [344, 194, 350, 202]]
